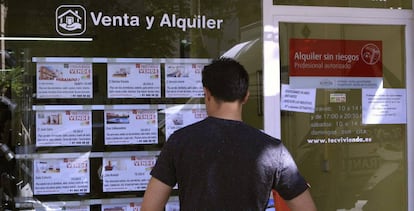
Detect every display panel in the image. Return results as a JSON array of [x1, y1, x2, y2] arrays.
[[102, 156, 155, 192], [36, 110, 92, 147], [104, 108, 158, 145], [33, 157, 90, 195], [273, 0, 412, 9], [164, 63, 204, 98], [36, 63, 93, 99], [279, 22, 407, 211], [1, 0, 263, 209], [107, 63, 161, 98]]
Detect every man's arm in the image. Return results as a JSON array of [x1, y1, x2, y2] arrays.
[[141, 177, 172, 211], [285, 189, 317, 211]]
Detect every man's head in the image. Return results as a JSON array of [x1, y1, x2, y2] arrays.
[[202, 57, 249, 103]]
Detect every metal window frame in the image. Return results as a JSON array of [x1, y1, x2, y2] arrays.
[[262, 1, 414, 210]]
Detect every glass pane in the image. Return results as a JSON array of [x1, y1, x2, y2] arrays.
[[280, 22, 407, 210], [0, 0, 263, 209], [274, 0, 412, 9]]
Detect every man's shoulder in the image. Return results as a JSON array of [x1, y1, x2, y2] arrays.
[[260, 132, 282, 144], [168, 118, 208, 139], [240, 125, 282, 145], [176, 118, 207, 131]]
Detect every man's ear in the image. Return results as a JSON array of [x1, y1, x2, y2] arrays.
[[241, 91, 250, 104], [203, 87, 211, 101]]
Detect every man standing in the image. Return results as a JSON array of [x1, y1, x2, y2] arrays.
[[142, 58, 317, 210]]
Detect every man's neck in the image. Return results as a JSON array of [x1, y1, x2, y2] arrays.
[[207, 101, 243, 121]]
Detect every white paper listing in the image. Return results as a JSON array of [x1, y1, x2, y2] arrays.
[[165, 63, 204, 98], [62, 206, 89, 211], [165, 108, 207, 140], [36, 63, 92, 99], [33, 157, 90, 195], [102, 156, 156, 192], [104, 109, 158, 145], [362, 88, 407, 124], [42, 205, 89, 211], [36, 110, 92, 147], [107, 63, 161, 98], [101, 203, 140, 211]]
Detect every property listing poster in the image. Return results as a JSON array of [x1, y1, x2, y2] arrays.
[[36, 110, 92, 147], [165, 108, 207, 140], [33, 157, 90, 195], [107, 63, 161, 98], [61, 206, 89, 211], [104, 109, 158, 145], [36, 63, 92, 98], [102, 203, 140, 211], [41, 205, 89, 211], [165, 63, 204, 98], [102, 156, 156, 192], [289, 39, 383, 89], [165, 201, 180, 211]]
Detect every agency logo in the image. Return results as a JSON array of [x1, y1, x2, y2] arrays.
[[319, 79, 333, 87], [56, 5, 86, 36], [361, 43, 381, 65]]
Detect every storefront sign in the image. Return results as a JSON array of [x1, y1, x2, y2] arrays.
[[56, 5, 224, 36], [289, 39, 382, 89], [104, 109, 158, 145], [36, 110, 92, 147], [305, 90, 373, 144]]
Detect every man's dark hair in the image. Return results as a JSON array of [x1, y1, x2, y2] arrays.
[[202, 57, 249, 102]]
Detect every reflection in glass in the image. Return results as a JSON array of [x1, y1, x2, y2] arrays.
[[274, 0, 412, 9], [4, 0, 264, 207], [280, 22, 407, 210]]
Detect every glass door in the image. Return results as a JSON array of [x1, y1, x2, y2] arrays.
[[263, 1, 413, 210]]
